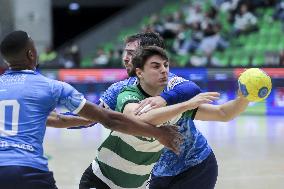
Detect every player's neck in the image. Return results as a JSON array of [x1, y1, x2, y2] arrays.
[[8, 60, 36, 71], [9, 65, 35, 71], [139, 82, 163, 97]]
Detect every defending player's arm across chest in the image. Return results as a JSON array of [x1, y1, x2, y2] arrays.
[[118, 86, 200, 126]]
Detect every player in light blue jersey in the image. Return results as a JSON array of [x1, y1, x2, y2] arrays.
[[80, 32, 250, 189], [0, 31, 183, 189]]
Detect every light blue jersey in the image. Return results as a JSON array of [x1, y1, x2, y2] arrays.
[[0, 70, 86, 171], [99, 72, 212, 177]]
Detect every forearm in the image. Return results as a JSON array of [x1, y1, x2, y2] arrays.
[[47, 113, 93, 128], [102, 110, 161, 138], [218, 96, 249, 121], [138, 101, 192, 125], [77, 102, 160, 138]]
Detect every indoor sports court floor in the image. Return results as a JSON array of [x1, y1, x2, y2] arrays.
[[44, 115, 284, 189]]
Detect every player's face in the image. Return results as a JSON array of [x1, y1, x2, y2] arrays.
[[122, 40, 139, 75], [138, 55, 169, 89]]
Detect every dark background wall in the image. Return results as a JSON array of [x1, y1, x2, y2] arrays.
[[52, 6, 125, 48]]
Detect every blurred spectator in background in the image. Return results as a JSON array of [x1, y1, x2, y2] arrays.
[[162, 12, 183, 39], [173, 22, 203, 55], [55, 44, 80, 69], [273, 1, 284, 31], [172, 24, 192, 55], [217, 0, 240, 12], [60, 49, 75, 68], [199, 22, 229, 54], [87, 0, 280, 69], [184, 3, 204, 25], [39, 46, 58, 68], [69, 44, 81, 68], [93, 48, 109, 68], [231, 3, 258, 37], [108, 49, 123, 68]]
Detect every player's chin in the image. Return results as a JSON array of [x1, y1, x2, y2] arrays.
[[159, 78, 168, 84], [158, 80, 168, 87]]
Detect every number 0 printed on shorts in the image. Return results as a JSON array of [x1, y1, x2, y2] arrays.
[[0, 100, 20, 136]]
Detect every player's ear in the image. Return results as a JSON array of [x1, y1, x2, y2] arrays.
[[136, 68, 143, 79], [27, 49, 34, 61]]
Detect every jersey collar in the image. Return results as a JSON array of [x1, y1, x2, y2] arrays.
[[137, 83, 152, 97], [4, 69, 37, 75]]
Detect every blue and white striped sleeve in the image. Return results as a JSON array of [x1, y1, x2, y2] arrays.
[[160, 75, 202, 106], [99, 77, 137, 110]]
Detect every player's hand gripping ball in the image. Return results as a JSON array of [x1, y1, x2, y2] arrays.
[[238, 68, 272, 102]]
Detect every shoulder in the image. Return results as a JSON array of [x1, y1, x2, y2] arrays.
[[116, 85, 141, 112], [167, 72, 189, 90], [118, 85, 141, 99], [47, 79, 69, 89], [110, 77, 137, 89], [120, 85, 139, 93], [117, 85, 142, 102]]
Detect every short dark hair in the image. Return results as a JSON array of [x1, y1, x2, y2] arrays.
[[0, 30, 30, 59], [130, 46, 168, 77], [125, 32, 165, 49]]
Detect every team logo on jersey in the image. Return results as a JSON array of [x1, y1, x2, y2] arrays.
[[167, 76, 188, 90], [121, 95, 139, 103]]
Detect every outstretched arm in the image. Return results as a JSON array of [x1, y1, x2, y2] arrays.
[[125, 92, 220, 125], [195, 91, 249, 122]]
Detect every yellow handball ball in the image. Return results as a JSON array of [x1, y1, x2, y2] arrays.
[[238, 68, 272, 102]]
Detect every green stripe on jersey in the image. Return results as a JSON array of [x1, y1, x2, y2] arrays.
[[95, 85, 163, 188], [98, 160, 149, 188], [99, 134, 162, 165]]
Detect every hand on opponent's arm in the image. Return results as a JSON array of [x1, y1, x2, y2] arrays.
[[134, 96, 166, 115], [135, 80, 201, 115], [134, 92, 220, 119]]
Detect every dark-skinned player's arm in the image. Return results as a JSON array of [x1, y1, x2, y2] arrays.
[[52, 79, 200, 128], [47, 111, 94, 128], [77, 101, 183, 154]]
